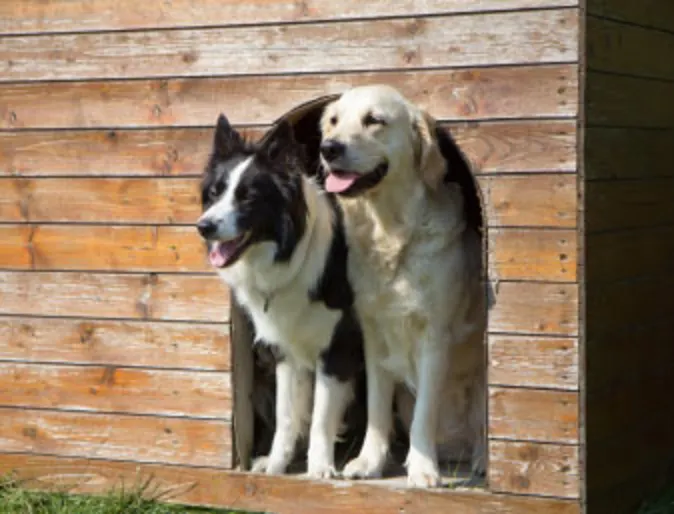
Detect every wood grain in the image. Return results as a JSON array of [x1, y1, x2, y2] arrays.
[[489, 388, 579, 443], [478, 174, 577, 227], [586, 226, 674, 283], [0, 174, 576, 225], [0, 0, 579, 35], [0, 179, 202, 223], [488, 282, 578, 336], [0, 454, 582, 514], [588, 0, 674, 32], [0, 226, 208, 272], [587, 71, 674, 128], [587, 16, 674, 80], [0, 364, 231, 418], [0, 66, 578, 129], [0, 409, 232, 467], [488, 229, 577, 282], [0, 10, 579, 82], [448, 121, 577, 174], [0, 121, 576, 177], [0, 272, 229, 322], [585, 178, 674, 232], [0, 225, 577, 281], [489, 440, 579, 498], [0, 129, 216, 177], [0, 317, 230, 370], [585, 127, 674, 180], [488, 335, 578, 389]]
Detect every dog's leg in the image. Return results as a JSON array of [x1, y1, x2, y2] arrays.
[[307, 369, 354, 479], [252, 359, 312, 475], [405, 341, 449, 488], [343, 342, 394, 479]]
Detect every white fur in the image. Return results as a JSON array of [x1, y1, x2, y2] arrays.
[[202, 161, 354, 478], [200, 159, 250, 242], [321, 85, 486, 487]]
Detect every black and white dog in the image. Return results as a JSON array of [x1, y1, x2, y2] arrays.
[[197, 114, 364, 478]]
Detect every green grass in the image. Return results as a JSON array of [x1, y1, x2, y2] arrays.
[[0, 476, 255, 514]]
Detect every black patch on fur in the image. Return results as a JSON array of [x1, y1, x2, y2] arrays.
[[200, 116, 308, 263], [308, 197, 353, 309], [319, 308, 365, 383]]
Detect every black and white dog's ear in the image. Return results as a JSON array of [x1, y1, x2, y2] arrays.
[[259, 120, 297, 162], [213, 113, 243, 157]]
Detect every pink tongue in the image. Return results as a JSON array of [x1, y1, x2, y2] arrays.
[[208, 240, 238, 268], [325, 172, 360, 193]]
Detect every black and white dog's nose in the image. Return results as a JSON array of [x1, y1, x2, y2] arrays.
[[320, 139, 346, 162], [197, 219, 217, 239]]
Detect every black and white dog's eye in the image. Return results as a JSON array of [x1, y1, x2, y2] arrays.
[[329, 115, 338, 126], [363, 113, 386, 127], [210, 181, 226, 197]]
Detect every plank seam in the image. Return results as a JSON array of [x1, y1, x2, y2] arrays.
[[0, 6, 580, 38], [0, 404, 232, 422]]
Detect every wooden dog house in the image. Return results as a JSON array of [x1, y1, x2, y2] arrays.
[[1, 1, 673, 513]]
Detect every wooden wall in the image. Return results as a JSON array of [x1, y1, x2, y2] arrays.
[[583, 1, 674, 512], [1, 1, 582, 512]]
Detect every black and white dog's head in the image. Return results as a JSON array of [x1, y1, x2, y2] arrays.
[[197, 114, 309, 269]]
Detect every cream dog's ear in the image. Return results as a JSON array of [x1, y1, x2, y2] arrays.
[[413, 109, 446, 190]]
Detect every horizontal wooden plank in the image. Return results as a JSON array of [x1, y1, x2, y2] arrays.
[[0, 317, 230, 370], [585, 178, 674, 232], [0, 0, 579, 35], [586, 226, 674, 283], [0, 10, 579, 82], [0, 121, 577, 177], [0, 226, 208, 272], [0, 175, 575, 227], [479, 174, 577, 227], [0, 455, 582, 514], [587, 16, 674, 80], [0, 65, 578, 129], [489, 440, 579, 498], [0, 225, 576, 283], [0, 363, 231, 418], [489, 282, 578, 336], [452, 121, 577, 174], [0, 179, 201, 223], [489, 388, 578, 443], [0, 272, 230, 322], [587, 71, 674, 128], [0, 128, 217, 177], [0, 409, 232, 467], [0, 9, 578, 81], [585, 127, 674, 180], [488, 335, 578, 389], [488, 229, 577, 282], [588, 0, 674, 32]]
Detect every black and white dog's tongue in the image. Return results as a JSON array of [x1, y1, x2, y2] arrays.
[[208, 239, 241, 268]]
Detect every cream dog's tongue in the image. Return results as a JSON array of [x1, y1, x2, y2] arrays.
[[325, 172, 360, 193]]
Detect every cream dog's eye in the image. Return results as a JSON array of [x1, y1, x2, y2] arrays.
[[329, 115, 338, 126], [363, 113, 386, 127]]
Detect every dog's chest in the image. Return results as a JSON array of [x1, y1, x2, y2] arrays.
[[239, 287, 341, 369]]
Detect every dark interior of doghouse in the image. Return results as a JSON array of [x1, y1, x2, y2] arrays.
[[242, 97, 486, 485]]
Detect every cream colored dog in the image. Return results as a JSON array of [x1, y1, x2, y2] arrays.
[[319, 85, 486, 488]]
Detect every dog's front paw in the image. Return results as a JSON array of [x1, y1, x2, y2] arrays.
[[406, 452, 441, 488], [342, 454, 386, 480], [251, 455, 288, 475], [307, 461, 338, 480]]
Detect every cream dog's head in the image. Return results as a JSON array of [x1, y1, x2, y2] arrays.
[[319, 85, 445, 197]]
